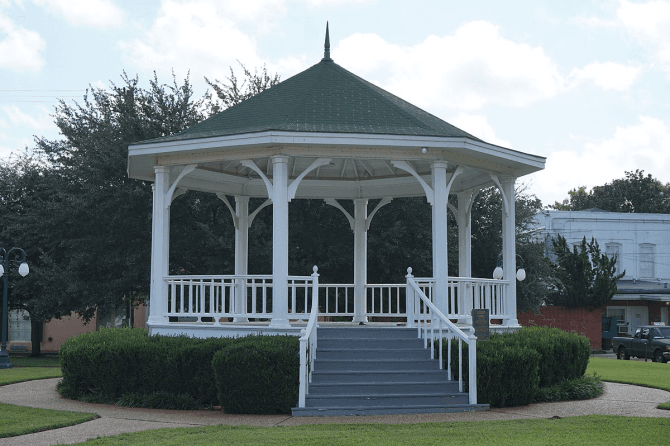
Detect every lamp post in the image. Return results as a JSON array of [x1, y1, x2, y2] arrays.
[[493, 253, 526, 281], [1, 247, 29, 370]]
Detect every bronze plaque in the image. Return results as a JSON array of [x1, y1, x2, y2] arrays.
[[472, 309, 490, 341]]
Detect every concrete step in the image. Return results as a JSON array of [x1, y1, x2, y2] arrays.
[[292, 403, 489, 417], [308, 381, 460, 395], [310, 369, 453, 384], [304, 392, 470, 407], [291, 326, 486, 417], [314, 358, 439, 372], [318, 348, 431, 360], [318, 338, 425, 349], [318, 327, 417, 339]]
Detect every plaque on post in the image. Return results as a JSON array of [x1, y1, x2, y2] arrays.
[[472, 309, 490, 341]]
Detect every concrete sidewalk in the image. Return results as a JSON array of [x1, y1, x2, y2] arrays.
[[1, 378, 669, 446]]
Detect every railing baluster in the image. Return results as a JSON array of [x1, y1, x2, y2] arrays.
[[263, 279, 268, 315]]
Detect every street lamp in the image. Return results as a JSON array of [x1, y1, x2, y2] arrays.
[[492, 253, 525, 281], [1, 247, 29, 370]]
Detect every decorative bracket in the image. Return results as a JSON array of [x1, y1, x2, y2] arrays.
[[325, 198, 354, 231], [248, 199, 272, 226], [447, 202, 458, 219], [391, 160, 434, 204], [240, 160, 274, 202], [443, 166, 464, 218], [171, 188, 188, 203], [445, 166, 464, 196], [216, 193, 239, 229], [489, 174, 510, 216], [366, 197, 392, 231], [465, 188, 481, 227], [288, 158, 331, 201], [165, 165, 196, 207]]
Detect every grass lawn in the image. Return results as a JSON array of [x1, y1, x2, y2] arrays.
[[77, 415, 669, 446], [0, 403, 98, 438], [587, 357, 670, 392], [9, 355, 60, 367], [1, 358, 97, 439], [0, 367, 62, 386]]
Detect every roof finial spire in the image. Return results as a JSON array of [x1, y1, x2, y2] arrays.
[[323, 22, 332, 61]]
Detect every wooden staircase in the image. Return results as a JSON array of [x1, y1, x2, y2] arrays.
[[292, 326, 488, 416]]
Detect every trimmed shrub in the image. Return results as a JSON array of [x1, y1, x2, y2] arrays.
[[59, 328, 234, 406], [212, 335, 299, 414], [533, 373, 604, 403], [499, 326, 590, 387], [441, 326, 591, 407], [445, 338, 540, 407]]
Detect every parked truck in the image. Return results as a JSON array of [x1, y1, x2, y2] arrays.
[[612, 325, 670, 363]]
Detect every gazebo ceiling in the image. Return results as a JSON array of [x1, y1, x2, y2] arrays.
[[128, 26, 545, 200]]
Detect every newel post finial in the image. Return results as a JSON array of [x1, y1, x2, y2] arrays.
[[323, 22, 332, 61]]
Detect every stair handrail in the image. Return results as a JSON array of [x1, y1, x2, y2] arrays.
[[298, 266, 319, 408], [406, 267, 478, 405]]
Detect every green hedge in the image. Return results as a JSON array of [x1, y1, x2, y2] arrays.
[[212, 335, 299, 414], [497, 327, 590, 387], [59, 329, 300, 413], [60, 328, 233, 407], [442, 326, 591, 407], [445, 339, 540, 407]]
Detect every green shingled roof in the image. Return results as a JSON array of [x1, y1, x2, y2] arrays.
[[140, 56, 483, 145]]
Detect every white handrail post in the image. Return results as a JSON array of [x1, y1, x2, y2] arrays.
[[405, 267, 415, 328], [447, 331, 452, 380], [311, 265, 319, 352], [298, 329, 307, 407], [468, 333, 477, 404]]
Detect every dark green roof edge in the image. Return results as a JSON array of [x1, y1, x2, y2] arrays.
[[135, 58, 487, 146]]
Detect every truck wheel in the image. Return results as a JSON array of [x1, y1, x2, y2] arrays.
[[653, 350, 667, 364], [618, 346, 629, 360]]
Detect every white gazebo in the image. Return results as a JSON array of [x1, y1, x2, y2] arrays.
[[128, 27, 545, 340]]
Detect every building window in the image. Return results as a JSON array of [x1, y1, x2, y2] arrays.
[[606, 243, 622, 275], [639, 244, 655, 279], [8, 310, 31, 342], [606, 307, 628, 335]]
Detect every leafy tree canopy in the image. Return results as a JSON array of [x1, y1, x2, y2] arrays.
[[548, 235, 624, 308], [551, 170, 670, 213], [204, 62, 281, 115], [467, 185, 556, 312]]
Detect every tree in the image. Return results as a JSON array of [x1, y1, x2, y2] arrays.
[[0, 66, 286, 354], [548, 235, 624, 308], [0, 73, 209, 353], [552, 170, 670, 213], [468, 185, 556, 312], [204, 62, 281, 115]]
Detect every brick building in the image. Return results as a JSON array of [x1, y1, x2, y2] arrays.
[[527, 209, 670, 349]]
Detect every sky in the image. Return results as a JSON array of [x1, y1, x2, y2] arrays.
[[1, 0, 670, 207]]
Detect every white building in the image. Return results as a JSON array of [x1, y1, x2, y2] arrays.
[[535, 209, 670, 334]]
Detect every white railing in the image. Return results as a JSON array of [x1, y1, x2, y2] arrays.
[[298, 266, 320, 407], [406, 268, 478, 405], [409, 277, 508, 321], [164, 274, 318, 321], [365, 284, 406, 317], [163, 274, 507, 323], [317, 284, 355, 316]]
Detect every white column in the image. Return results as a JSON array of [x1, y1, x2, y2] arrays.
[[148, 166, 170, 326], [234, 196, 250, 322], [457, 191, 474, 323], [457, 191, 473, 278], [270, 156, 291, 329], [501, 177, 519, 327], [431, 162, 449, 316], [353, 199, 368, 323]]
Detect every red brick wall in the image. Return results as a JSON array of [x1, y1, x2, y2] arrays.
[[517, 306, 603, 351]]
